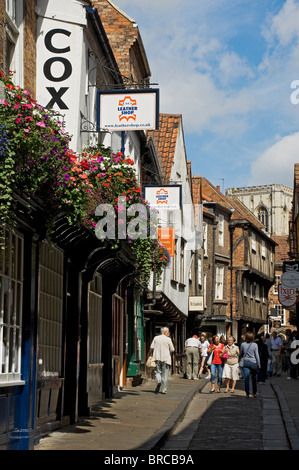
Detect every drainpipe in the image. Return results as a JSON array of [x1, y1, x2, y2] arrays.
[[229, 224, 234, 336], [211, 221, 218, 316], [144, 270, 157, 308]]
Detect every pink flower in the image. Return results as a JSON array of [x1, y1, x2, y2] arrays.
[[15, 118, 22, 124], [36, 121, 46, 128], [25, 116, 33, 122], [0, 99, 10, 106]]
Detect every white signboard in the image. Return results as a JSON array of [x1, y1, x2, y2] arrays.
[[36, 15, 84, 146], [144, 185, 182, 210], [281, 271, 299, 288], [97, 89, 159, 132], [189, 296, 204, 312]]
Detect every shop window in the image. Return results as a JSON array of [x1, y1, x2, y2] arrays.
[[38, 241, 63, 377], [89, 274, 102, 364], [0, 227, 24, 384]]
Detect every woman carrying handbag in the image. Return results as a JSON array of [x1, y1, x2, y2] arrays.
[[207, 335, 225, 393], [220, 336, 240, 392], [239, 332, 261, 397]]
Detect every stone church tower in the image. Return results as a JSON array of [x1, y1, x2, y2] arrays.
[[226, 184, 294, 333], [225, 184, 292, 236]]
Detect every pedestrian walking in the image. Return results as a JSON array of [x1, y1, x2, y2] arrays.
[[184, 333, 201, 380], [198, 333, 210, 378], [207, 335, 225, 393], [239, 332, 261, 397], [220, 335, 227, 345], [265, 333, 273, 377], [220, 335, 240, 392], [256, 335, 269, 383], [270, 331, 283, 376], [150, 327, 175, 394], [283, 329, 296, 380]]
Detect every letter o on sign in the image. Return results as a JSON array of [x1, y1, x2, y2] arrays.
[[43, 57, 72, 82]]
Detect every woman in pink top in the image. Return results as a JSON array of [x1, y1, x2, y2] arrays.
[[207, 335, 224, 392]]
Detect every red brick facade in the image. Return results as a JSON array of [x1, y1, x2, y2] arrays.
[[92, 0, 151, 85]]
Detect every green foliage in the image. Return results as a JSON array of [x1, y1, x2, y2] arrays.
[[0, 73, 169, 284]]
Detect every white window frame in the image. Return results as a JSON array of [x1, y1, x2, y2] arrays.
[[171, 239, 178, 282], [262, 240, 266, 259], [218, 215, 224, 246], [203, 274, 207, 308], [0, 227, 24, 386], [203, 223, 208, 256], [251, 232, 256, 252], [255, 283, 260, 301], [274, 304, 286, 326], [215, 266, 224, 300], [5, 0, 24, 87], [198, 256, 202, 286], [273, 275, 280, 295]]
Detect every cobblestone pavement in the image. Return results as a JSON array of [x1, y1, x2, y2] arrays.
[[34, 371, 299, 452], [162, 378, 289, 450]]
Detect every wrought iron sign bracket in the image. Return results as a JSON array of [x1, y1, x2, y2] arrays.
[[80, 112, 111, 134]]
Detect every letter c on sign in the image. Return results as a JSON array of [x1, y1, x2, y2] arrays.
[[45, 29, 71, 54]]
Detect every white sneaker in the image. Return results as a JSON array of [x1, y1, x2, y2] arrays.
[[287, 377, 291, 380], [205, 375, 211, 379]]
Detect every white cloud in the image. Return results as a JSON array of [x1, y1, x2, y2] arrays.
[[264, 0, 299, 46], [249, 132, 299, 187]]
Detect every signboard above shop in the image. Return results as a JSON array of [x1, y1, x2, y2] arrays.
[[97, 89, 159, 132], [143, 185, 182, 210], [278, 283, 298, 308], [280, 271, 299, 288], [189, 296, 204, 312], [157, 227, 175, 257]]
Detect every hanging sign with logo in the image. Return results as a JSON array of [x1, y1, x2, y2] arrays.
[[144, 185, 182, 210], [157, 227, 175, 257], [97, 89, 159, 131], [278, 284, 298, 308], [280, 271, 299, 288]]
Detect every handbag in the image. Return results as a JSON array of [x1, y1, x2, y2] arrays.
[[243, 359, 258, 371], [146, 355, 156, 368], [222, 351, 228, 362], [240, 343, 256, 369], [207, 351, 213, 366]]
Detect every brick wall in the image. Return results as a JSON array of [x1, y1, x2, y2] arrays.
[[0, 0, 37, 96], [0, 1, 5, 72], [23, 0, 37, 96], [92, 0, 150, 84]]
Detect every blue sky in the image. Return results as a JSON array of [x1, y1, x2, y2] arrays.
[[114, 0, 299, 191]]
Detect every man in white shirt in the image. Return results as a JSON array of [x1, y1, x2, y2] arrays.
[[270, 331, 283, 376], [150, 327, 175, 394], [185, 334, 201, 380]]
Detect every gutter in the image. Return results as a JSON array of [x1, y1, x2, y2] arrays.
[[86, 7, 123, 86]]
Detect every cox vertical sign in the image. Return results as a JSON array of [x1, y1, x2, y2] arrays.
[[36, 14, 84, 144]]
